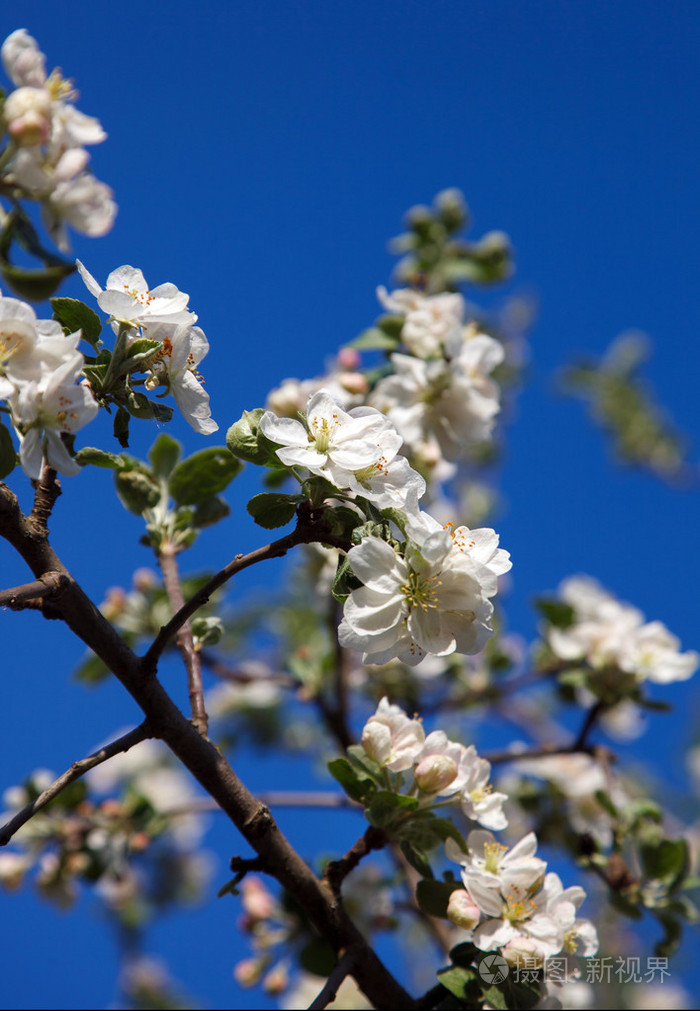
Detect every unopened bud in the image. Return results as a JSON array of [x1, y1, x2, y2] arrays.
[[337, 348, 360, 370], [233, 957, 266, 987], [0, 853, 30, 891], [262, 963, 289, 994], [4, 86, 51, 145], [501, 937, 544, 969], [338, 371, 368, 396], [241, 875, 276, 921], [414, 753, 458, 794], [446, 889, 481, 930]]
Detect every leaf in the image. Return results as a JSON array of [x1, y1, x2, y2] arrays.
[[331, 554, 362, 604], [299, 938, 336, 977], [428, 818, 468, 852], [192, 496, 230, 528], [399, 839, 433, 878], [366, 791, 418, 829], [481, 976, 542, 1011], [346, 745, 384, 781], [148, 433, 182, 478], [126, 391, 156, 418], [75, 447, 125, 470], [226, 408, 278, 465], [327, 758, 376, 804], [114, 470, 161, 515], [246, 492, 301, 529], [0, 421, 17, 479], [534, 598, 576, 629], [641, 838, 689, 890], [169, 448, 242, 505], [0, 261, 75, 301], [191, 616, 224, 648], [124, 338, 161, 369], [416, 878, 462, 918], [437, 965, 479, 1003], [73, 652, 110, 684], [113, 406, 131, 447], [347, 326, 401, 351], [50, 297, 103, 348]]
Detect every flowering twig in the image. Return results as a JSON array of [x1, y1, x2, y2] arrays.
[[0, 571, 68, 609], [308, 945, 362, 1010], [0, 723, 151, 846], [158, 540, 208, 736]]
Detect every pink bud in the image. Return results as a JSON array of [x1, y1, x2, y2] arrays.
[[414, 753, 458, 794], [446, 889, 480, 930]]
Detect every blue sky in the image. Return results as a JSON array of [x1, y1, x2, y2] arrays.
[[2, 1, 700, 1007]]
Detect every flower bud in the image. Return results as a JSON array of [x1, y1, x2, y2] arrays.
[[4, 86, 51, 145], [501, 937, 544, 969], [262, 963, 289, 994], [446, 889, 480, 930], [338, 371, 368, 395], [0, 853, 30, 891], [241, 875, 276, 921], [414, 753, 458, 794], [233, 958, 266, 987], [361, 721, 392, 765]]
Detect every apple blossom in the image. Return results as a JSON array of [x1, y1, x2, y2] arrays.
[[76, 262, 196, 334], [376, 285, 465, 358], [360, 697, 425, 771], [143, 323, 218, 435]]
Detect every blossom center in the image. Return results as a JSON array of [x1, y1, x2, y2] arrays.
[[401, 570, 441, 612], [483, 840, 507, 874]]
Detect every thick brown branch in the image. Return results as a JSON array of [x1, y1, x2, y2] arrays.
[[158, 541, 208, 735], [0, 723, 151, 846], [0, 571, 69, 609], [28, 464, 61, 535], [0, 484, 413, 1009]]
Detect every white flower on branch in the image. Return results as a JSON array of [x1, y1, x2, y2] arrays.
[[377, 285, 466, 358], [77, 262, 196, 335], [143, 322, 218, 434]]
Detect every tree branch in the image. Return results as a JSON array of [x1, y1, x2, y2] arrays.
[[308, 945, 362, 1010], [0, 571, 69, 609], [158, 541, 208, 736], [0, 723, 151, 846], [143, 513, 352, 674], [28, 464, 61, 535], [0, 484, 414, 1009], [324, 825, 389, 897]]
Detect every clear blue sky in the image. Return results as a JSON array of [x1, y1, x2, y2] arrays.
[[2, 2, 699, 1007]]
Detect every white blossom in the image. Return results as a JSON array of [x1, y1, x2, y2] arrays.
[[376, 285, 465, 358], [143, 322, 218, 434], [76, 262, 196, 333], [360, 697, 425, 771]]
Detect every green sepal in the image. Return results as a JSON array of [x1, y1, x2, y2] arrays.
[[246, 492, 301, 529], [169, 447, 242, 506], [51, 297, 103, 348], [327, 757, 377, 805], [0, 420, 17, 479], [148, 433, 181, 478]]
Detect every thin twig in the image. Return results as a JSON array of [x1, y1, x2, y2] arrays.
[[0, 571, 69, 609], [324, 825, 389, 897], [572, 699, 605, 751], [142, 515, 351, 673], [0, 723, 151, 846], [308, 945, 361, 1010], [158, 541, 208, 736]]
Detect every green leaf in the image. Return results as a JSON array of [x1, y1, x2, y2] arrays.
[[299, 938, 336, 977], [437, 965, 479, 1003], [191, 616, 224, 648], [327, 757, 376, 804], [331, 554, 362, 604], [428, 818, 468, 852], [366, 791, 418, 829], [1, 261, 75, 301], [113, 406, 131, 447], [380, 506, 409, 536], [149, 400, 174, 423], [82, 363, 109, 393], [226, 408, 278, 465], [169, 447, 242, 506], [481, 976, 543, 1011], [346, 745, 384, 781], [0, 421, 17, 479], [347, 326, 401, 351], [148, 433, 182, 478], [126, 391, 156, 418], [641, 838, 689, 889], [246, 491, 300, 529], [594, 789, 619, 818], [114, 470, 161, 515], [399, 839, 433, 878], [192, 496, 230, 528], [416, 878, 462, 918], [535, 598, 576, 629], [50, 297, 103, 348], [73, 651, 110, 684], [75, 447, 125, 470]]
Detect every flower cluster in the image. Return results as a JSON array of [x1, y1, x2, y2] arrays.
[[1, 29, 116, 248], [0, 291, 97, 477], [445, 830, 598, 966], [359, 697, 507, 829], [546, 576, 698, 685], [77, 261, 218, 434], [368, 289, 505, 465]]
